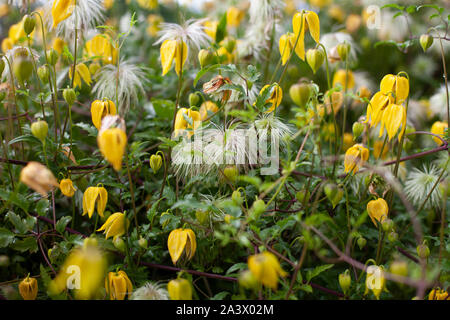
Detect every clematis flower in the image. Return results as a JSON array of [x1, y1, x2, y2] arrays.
[[366, 198, 389, 227], [199, 101, 219, 121], [82, 186, 108, 218], [344, 143, 369, 174], [379, 103, 407, 141], [227, 6, 245, 28], [49, 237, 107, 300], [332, 69, 355, 90], [90, 99, 117, 130], [167, 278, 192, 300], [69, 62, 92, 88], [428, 288, 449, 300], [20, 162, 59, 197], [173, 108, 202, 138], [105, 270, 133, 300], [260, 84, 283, 113], [52, 37, 67, 54], [51, 0, 75, 29], [248, 251, 287, 290], [380, 74, 409, 104], [167, 228, 197, 265], [85, 34, 117, 65], [292, 10, 320, 60], [60, 178, 76, 197], [146, 14, 163, 37], [430, 121, 447, 146], [278, 33, 296, 66], [364, 265, 387, 300], [98, 127, 127, 171], [18, 275, 38, 300], [97, 212, 128, 241], [203, 20, 218, 42], [160, 39, 187, 76]]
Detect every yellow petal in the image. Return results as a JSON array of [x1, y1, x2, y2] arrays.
[[175, 40, 188, 76], [395, 75, 409, 104], [52, 0, 75, 29], [77, 63, 92, 87], [98, 128, 127, 171], [91, 100, 106, 130], [82, 187, 99, 218], [279, 34, 291, 66], [292, 12, 306, 60], [185, 229, 197, 260], [305, 11, 320, 43], [167, 228, 187, 264], [96, 187, 108, 217], [160, 39, 177, 76], [380, 74, 396, 96]]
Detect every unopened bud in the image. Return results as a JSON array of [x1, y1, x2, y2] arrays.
[[37, 65, 49, 84], [31, 120, 48, 142], [289, 83, 312, 108], [149, 154, 162, 173], [416, 242, 430, 259], [324, 183, 343, 208], [387, 231, 398, 242], [195, 210, 209, 225], [419, 34, 433, 52], [352, 122, 364, 140], [249, 199, 266, 221], [138, 237, 148, 250], [296, 190, 310, 203], [46, 49, 58, 66], [63, 88, 76, 106], [189, 92, 201, 107], [13, 56, 33, 84], [198, 49, 215, 68], [223, 166, 238, 182], [357, 237, 367, 250], [337, 42, 351, 61], [338, 269, 351, 294], [238, 270, 258, 290], [306, 48, 325, 74], [232, 190, 243, 206], [389, 260, 408, 277], [381, 218, 394, 232], [113, 237, 126, 252], [23, 14, 36, 35]]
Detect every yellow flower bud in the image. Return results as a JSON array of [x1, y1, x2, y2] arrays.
[[248, 251, 287, 290], [60, 178, 76, 197], [306, 48, 325, 73], [430, 121, 447, 146], [31, 120, 48, 142], [167, 228, 197, 265], [344, 143, 369, 174], [419, 34, 433, 52], [199, 101, 219, 121], [332, 69, 355, 90], [428, 288, 449, 300], [97, 212, 128, 241], [90, 99, 117, 130], [160, 39, 187, 76], [289, 82, 312, 108], [364, 265, 386, 300], [168, 278, 192, 300], [389, 260, 408, 278], [105, 270, 133, 300], [97, 127, 127, 171], [69, 63, 92, 88], [366, 198, 389, 227], [338, 269, 351, 295], [227, 6, 245, 28], [82, 186, 108, 218], [149, 154, 163, 173], [19, 275, 38, 300], [52, 0, 75, 29]]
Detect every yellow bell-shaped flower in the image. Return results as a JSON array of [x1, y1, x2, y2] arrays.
[[167, 228, 197, 265], [8, 21, 27, 44], [82, 186, 108, 218], [160, 39, 187, 76], [344, 143, 369, 174], [90, 99, 117, 130], [366, 198, 389, 227], [365, 91, 393, 128], [380, 74, 409, 104], [69, 63, 92, 88], [52, 37, 67, 54], [227, 6, 245, 28], [364, 265, 387, 300], [173, 108, 202, 137], [199, 101, 219, 121], [105, 270, 133, 300], [1, 37, 13, 53], [97, 127, 127, 171], [379, 103, 407, 141], [261, 83, 283, 113], [428, 288, 450, 300], [430, 121, 447, 146], [248, 251, 287, 290], [60, 178, 76, 197], [146, 14, 163, 37], [49, 237, 107, 300], [204, 20, 218, 42], [278, 33, 296, 66], [97, 212, 128, 241], [332, 69, 355, 90], [292, 10, 320, 60], [167, 278, 192, 300], [137, 0, 158, 10], [18, 275, 38, 300], [85, 34, 118, 65], [52, 0, 75, 29]]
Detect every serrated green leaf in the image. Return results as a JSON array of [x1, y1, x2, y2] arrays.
[[56, 216, 72, 234], [306, 264, 334, 282], [0, 228, 15, 247], [11, 237, 38, 253]]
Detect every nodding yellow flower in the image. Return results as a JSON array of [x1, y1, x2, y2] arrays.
[[167, 278, 192, 300], [173, 108, 202, 137], [217, 46, 234, 64], [82, 186, 108, 218], [8, 21, 27, 44], [103, 0, 114, 10], [292, 10, 320, 60], [366, 91, 393, 128], [19, 275, 38, 300], [261, 84, 283, 113], [69, 63, 92, 88], [430, 121, 447, 146], [60, 178, 76, 197], [204, 20, 218, 42], [357, 86, 371, 100], [278, 33, 296, 66], [85, 34, 118, 65], [105, 270, 133, 300], [146, 14, 163, 37], [332, 69, 355, 90], [428, 288, 450, 300], [344, 143, 369, 174], [328, 4, 345, 23], [137, 0, 158, 10], [167, 228, 197, 265], [364, 265, 387, 300], [1, 37, 13, 53], [51, 0, 75, 29], [248, 251, 287, 290], [160, 39, 187, 76], [97, 127, 127, 171], [90, 99, 117, 130], [343, 133, 354, 151], [379, 103, 407, 141], [227, 6, 245, 28], [380, 74, 409, 104], [309, 0, 331, 8], [324, 90, 344, 115], [373, 140, 388, 160], [97, 212, 128, 241], [199, 101, 219, 121], [20, 162, 59, 197], [49, 238, 107, 300], [366, 198, 389, 227], [52, 37, 67, 54]]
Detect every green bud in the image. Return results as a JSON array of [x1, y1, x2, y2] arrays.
[[287, 65, 300, 79], [324, 183, 343, 208], [249, 199, 266, 221], [232, 190, 243, 206], [381, 218, 394, 232], [357, 237, 367, 250], [149, 154, 163, 173], [138, 237, 148, 250], [37, 65, 49, 84], [223, 166, 238, 182], [195, 210, 209, 225], [13, 56, 33, 85], [46, 49, 58, 66], [419, 34, 433, 52], [222, 37, 236, 53], [289, 83, 312, 108], [23, 14, 36, 35], [198, 49, 215, 69], [31, 120, 48, 142], [113, 237, 126, 252], [336, 42, 351, 61], [238, 270, 258, 290], [387, 231, 398, 242], [352, 122, 364, 140], [295, 190, 310, 204], [389, 260, 408, 278], [63, 88, 77, 106], [416, 241, 430, 259], [306, 48, 325, 74], [338, 269, 351, 294], [189, 92, 201, 107]]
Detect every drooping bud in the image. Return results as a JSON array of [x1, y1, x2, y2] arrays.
[[63, 88, 76, 106], [419, 34, 433, 52], [23, 14, 36, 35], [249, 199, 266, 221], [352, 122, 364, 140], [46, 49, 58, 66], [13, 55, 33, 85], [336, 42, 351, 61], [113, 237, 126, 252], [295, 190, 310, 203], [189, 92, 201, 107], [167, 278, 192, 300], [138, 237, 148, 250], [195, 210, 209, 225], [387, 231, 398, 242], [232, 190, 243, 206], [149, 154, 163, 174], [357, 237, 367, 250], [223, 165, 238, 182], [306, 48, 325, 74], [416, 241, 430, 259], [338, 269, 351, 295], [198, 49, 215, 68], [238, 270, 258, 290], [381, 218, 394, 232], [324, 183, 343, 208], [37, 65, 49, 84], [289, 83, 312, 108], [31, 120, 48, 142]]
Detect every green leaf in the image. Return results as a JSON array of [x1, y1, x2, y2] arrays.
[[215, 12, 227, 43], [381, 4, 405, 11], [56, 216, 72, 234], [211, 291, 229, 300], [8, 134, 41, 146], [152, 99, 175, 120], [36, 199, 50, 216], [0, 228, 15, 247], [299, 284, 313, 293], [75, 122, 98, 137], [194, 64, 221, 87], [11, 237, 38, 253], [6, 211, 28, 234], [226, 262, 247, 275], [306, 264, 334, 282], [0, 190, 30, 213]]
